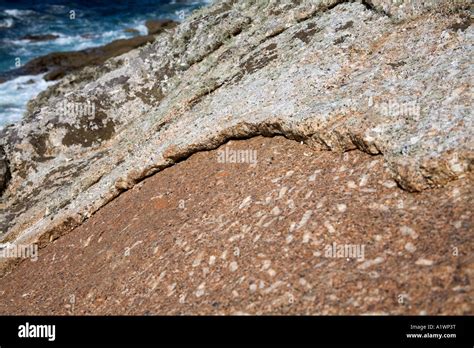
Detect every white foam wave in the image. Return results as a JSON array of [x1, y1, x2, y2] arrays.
[[0, 18, 13, 28], [0, 74, 55, 129], [129, 21, 148, 36], [4, 9, 36, 18]]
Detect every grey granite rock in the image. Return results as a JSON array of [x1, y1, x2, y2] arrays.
[[0, 0, 472, 263]]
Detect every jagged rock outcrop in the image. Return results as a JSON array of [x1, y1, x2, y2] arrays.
[[0, 0, 472, 275], [145, 19, 179, 35], [20, 34, 60, 42]]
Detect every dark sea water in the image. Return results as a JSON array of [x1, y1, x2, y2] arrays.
[[0, 0, 210, 128]]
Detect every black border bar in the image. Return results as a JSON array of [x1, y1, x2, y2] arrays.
[[0, 315, 472, 346]]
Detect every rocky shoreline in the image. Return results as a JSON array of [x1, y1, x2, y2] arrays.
[[0, 0, 472, 314], [0, 19, 178, 83]]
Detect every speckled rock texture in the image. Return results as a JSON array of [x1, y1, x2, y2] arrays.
[[0, 136, 472, 314], [0, 0, 472, 278]]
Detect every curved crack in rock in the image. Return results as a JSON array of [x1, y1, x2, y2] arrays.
[[0, 0, 472, 275], [0, 136, 472, 314]]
